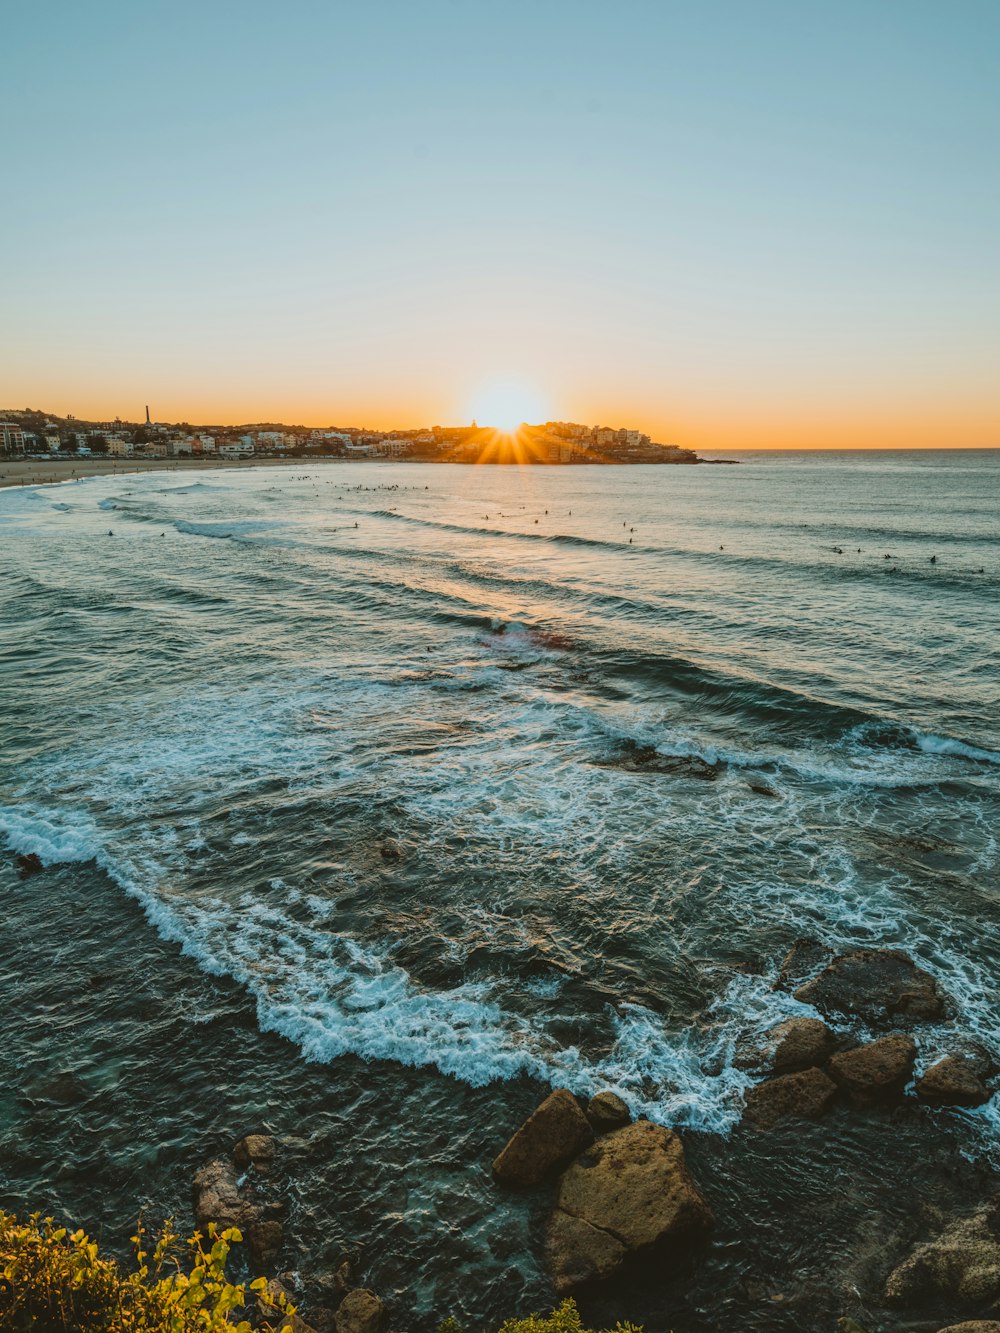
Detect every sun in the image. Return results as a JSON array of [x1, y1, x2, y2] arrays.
[[468, 382, 549, 434]]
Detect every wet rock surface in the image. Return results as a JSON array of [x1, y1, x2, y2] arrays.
[[793, 948, 945, 1025], [829, 1034, 917, 1105], [234, 1132, 277, 1171], [735, 1016, 835, 1074], [742, 1066, 839, 1128], [885, 1199, 1000, 1308], [492, 1088, 593, 1187], [545, 1120, 713, 1291], [586, 1091, 631, 1133], [335, 1288, 387, 1333], [918, 1055, 992, 1108], [596, 741, 722, 782]]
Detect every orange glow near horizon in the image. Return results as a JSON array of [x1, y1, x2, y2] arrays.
[[6, 372, 999, 450]]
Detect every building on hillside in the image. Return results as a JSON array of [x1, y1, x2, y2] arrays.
[[1, 423, 26, 454], [218, 440, 255, 457], [106, 438, 134, 457]]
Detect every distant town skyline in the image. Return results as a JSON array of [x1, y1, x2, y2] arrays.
[[3, 1, 998, 449]]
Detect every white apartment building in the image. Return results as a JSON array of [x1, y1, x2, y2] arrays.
[[219, 440, 255, 457]]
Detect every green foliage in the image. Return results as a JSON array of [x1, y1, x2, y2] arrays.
[[0, 1211, 293, 1333], [441, 1299, 643, 1333]]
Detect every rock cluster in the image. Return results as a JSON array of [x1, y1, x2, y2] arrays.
[[192, 1134, 285, 1273], [739, 946, 994, 1130], [494, 1089, 712, 1292]]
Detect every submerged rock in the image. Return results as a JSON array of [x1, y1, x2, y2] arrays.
[[335, 1289, 387, 1333], [777, 939, 833, 988], [545, 1120, 713, 1291], [828, 1035, 916, 1104], [379, 838, 404, 862], [15, 852, 44, 879], [735, 1017, 835, 1074], [597, 741, 721, 782], [234, 1132, 277, 1171], [742, 1067, 838, 1129], [793, 948, 945, 1025], [917, 1056, 991, 1108], [246, 1217, 284, 1271], [492, 1089, 593, 1188], [885, 1200, 1000, 1307], [586, 1091, 631, 1133]]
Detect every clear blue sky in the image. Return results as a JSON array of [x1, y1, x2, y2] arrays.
[[3, 0, 998, 445]]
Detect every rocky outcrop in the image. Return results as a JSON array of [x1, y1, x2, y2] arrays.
[[917, 1056, 991, 1108], [885, 1201, 1000, 1307], [586, 1091, 630, 1133], [828, 1035, 916, 1105], [492, 1089, 593, 1187], [335, 1289, 387, 1333], [15, 852, 44, 879], [735, 1017, 835, 1074], [545, 1120, 713, 1291], [742, 1067, 838, 1129], [936, 1323, 1000, 1332], [793, 949, 945, 1025], [192, 1159, 250, 1230], [193, 1138, 285, 1273], [597, 741, 721, 781], [234, 1133, 277, 1171]]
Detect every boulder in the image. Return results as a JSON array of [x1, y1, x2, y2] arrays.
[[545, 1120, 713, 1291], [335, 1289, 387, 1333], [492, 1089, 593, 1187], [735, 1017, 835, 1074], [937, 1324, 1000, 1332], [794, 949, 945, 1025], [885, 1201, 1000, 1307], [586, 1091, 631, 1133], [192, 1159, 252, 1230], [15, 852, 44, 879], [234, 1133, 277, 1171], [742, 1067, 838, 1129], [828, 1035, 916, 1105], [917, 1056, 991, 1108]]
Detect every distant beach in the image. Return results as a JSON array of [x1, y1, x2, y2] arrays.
[[0, 456, 351, 489]]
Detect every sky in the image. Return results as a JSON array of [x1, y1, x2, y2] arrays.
[[2, 0, 998, 447]]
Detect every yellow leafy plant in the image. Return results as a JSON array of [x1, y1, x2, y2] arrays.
[[0, 1210, 294, 1332]]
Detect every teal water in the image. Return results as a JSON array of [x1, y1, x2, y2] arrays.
[[2, 451, 998, 1330]]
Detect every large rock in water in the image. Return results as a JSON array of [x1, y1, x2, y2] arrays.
[[544, 1120, 713, 1292], [917, 1055, 991, 1108], [937, 1324, 1000, 1332], [492, 1089, 593, 1187], [885, 1200, 1000, 1307], [794, 948, 945, 1025], [742, 1067, 838, 1129], [192, 1159, 252, 1230], [828, 1035, 916, 1105], [735, 1017, 835, 1074], [335, 1289, 387, 1333]]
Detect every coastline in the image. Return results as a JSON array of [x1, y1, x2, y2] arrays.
[[0, 456, 348, 490]]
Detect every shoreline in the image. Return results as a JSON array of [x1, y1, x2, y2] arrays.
[[0, 456, 351, 490]]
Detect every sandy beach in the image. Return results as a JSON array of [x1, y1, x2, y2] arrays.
[[0, 456, 353, 490]]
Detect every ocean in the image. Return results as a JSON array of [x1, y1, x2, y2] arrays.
[[2, 450, 998, 1330]]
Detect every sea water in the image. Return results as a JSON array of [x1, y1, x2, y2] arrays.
[[1, 451, 998, 1330]]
